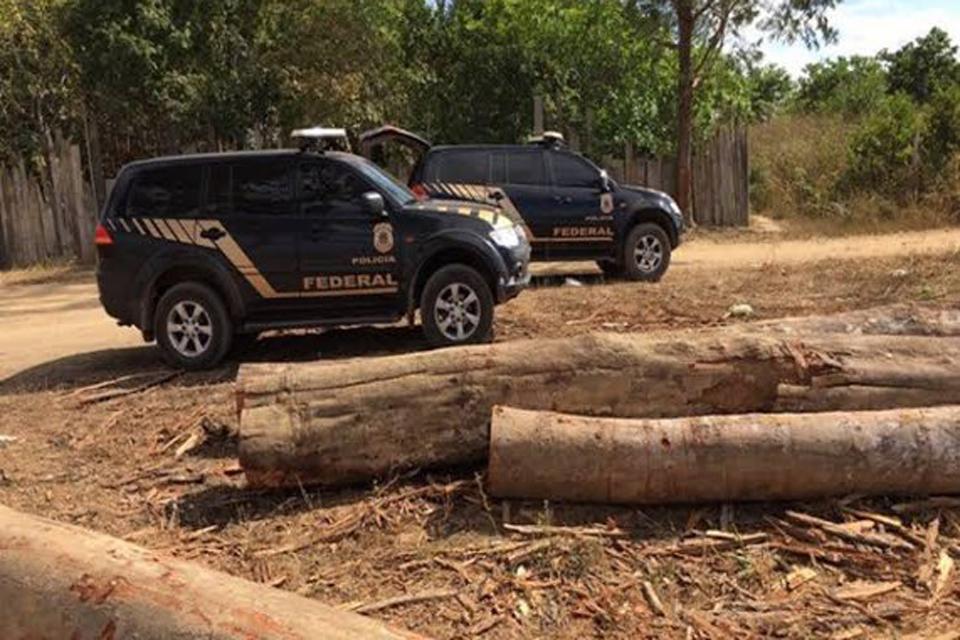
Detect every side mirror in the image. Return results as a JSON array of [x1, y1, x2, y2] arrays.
[[361, 191, 386, 217], [597, 170, 613, 193]]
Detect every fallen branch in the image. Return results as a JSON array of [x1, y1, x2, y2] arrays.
[[349, 589, 459, 614]]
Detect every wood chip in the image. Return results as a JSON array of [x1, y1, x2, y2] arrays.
[[503, 523, 628, 538], [784, 511, 913, 551], [468, 614, 504, 636], [784, 566, 818, 591], [832, 580, 901, 601], [174, 432, 202, 460], [348, 588, 458, 614], [934, 550, 955, 601], [642, 580, 667, 617]]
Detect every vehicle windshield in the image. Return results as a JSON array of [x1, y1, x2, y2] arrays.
[[351, 156, 416, 206]]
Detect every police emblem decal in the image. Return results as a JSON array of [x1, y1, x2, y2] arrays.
[[373, 222, 395, 254], [600, 193, 615, 215]]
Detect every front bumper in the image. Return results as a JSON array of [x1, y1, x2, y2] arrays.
[[495, 241, 531, 302]]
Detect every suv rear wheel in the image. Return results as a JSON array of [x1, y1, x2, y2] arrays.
[[155, 282, 233, 370], [421, 265, 494, 347], [623, 223, 671, 282]]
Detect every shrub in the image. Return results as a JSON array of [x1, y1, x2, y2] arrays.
[[843, 94, 926, 198]]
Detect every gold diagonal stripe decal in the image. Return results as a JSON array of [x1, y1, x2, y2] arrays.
[[131, 218, 145, 235], [153, 219, 178, 242], [168, 219, 194, 244], [142, 218, 162, 238]]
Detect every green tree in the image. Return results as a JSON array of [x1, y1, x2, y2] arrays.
[[845, 93, 926, 197], [796, 56, 888, 115], [743, 60, 794, 121], [0, 0, 79, 162], [881, 27, 960, 105], [631, 0, 838, 222]]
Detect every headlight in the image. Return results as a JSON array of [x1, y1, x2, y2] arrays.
[[489, 225, 522, 248]]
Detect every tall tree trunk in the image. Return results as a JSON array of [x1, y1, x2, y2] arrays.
[[675, 0, 695, 226], [487, 405, 960, 505]]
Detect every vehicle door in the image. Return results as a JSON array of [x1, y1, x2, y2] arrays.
[[297, 158, 403, 320], [203, 160, 302, 310], [544, 150, 616, 259], [493, 149, 555, 260], [421, 148, 493, 203]]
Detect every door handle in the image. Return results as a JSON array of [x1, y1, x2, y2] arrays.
[[554, 196, 572, 204], [200, 227, 226, 241]]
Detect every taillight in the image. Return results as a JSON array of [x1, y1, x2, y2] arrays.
[[410, 183, 427, 200], [94, 223, 113, 246]]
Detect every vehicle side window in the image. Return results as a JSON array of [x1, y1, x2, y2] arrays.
[[126, 165, 201, 218], [506, 151, 546, 186], [430, 150, 490, 183], [232, 162, 292, 216], [206, 164, 232, 216], [551, 152, 599, 189], [299, 162, 368, 215], [490, 152, 507, 184]]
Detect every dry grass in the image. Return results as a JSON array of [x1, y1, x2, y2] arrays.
[[749, 114, 959, 236], [0, 260, 86, 287]]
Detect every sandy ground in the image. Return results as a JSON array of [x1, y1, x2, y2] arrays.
[[2, 225, 958, 382]]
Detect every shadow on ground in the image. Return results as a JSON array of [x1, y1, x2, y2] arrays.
[[0, 269, 613, 395]]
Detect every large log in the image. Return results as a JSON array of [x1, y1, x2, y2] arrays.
[[238, 316, 960, 488], [487, 405, 960, 504], [757, 304, 960, 337], [0, 504, 422, 640]]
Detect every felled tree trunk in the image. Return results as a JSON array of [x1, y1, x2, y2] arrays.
[[238, 321, 960, 488], [755, 304, 960, 337], [0, 504, 422, 640], [487, 405, 960, 504]]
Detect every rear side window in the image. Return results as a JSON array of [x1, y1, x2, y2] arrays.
[[506, 151, 546, 186], [551, 152, 598, 188], [428, 150, 490, 183], [232, 162, 292, 216], [126, 165, 201, 218]]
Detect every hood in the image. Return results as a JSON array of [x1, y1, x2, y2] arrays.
[[404, 198, 515, 229], [621, 184, 673, 200]]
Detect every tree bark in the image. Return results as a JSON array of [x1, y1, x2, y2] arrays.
[[487, 405, 960, 504], [674, 0, 696, 225], [0, 504, 422, 640], [238, 316, 960, 488]]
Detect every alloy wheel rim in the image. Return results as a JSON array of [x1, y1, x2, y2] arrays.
[[434, 282, 481, 341], [167, 300, 213, 357], [634, 234, 663, 273]]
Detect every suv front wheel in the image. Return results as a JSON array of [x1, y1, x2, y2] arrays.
[[155, 282, 233, 370], [622, 223, 671, 282], [421, 265, 494, 347]]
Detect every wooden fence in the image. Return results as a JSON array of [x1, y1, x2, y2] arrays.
[[0, 134, 99, 269], [602, 126, 749, 227]]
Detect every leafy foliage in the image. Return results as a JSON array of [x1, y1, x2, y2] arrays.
[[796, 56, 887, 116], [881, 27, 960, 105]]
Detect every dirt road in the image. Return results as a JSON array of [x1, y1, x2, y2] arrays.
[[2, 226, 958, 382]]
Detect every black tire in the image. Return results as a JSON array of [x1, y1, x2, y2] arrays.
[[421, 264, 494, 347], [154, 282, 233, 370], [622, 223, 671, 282], [596, 259, 623, 279]]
